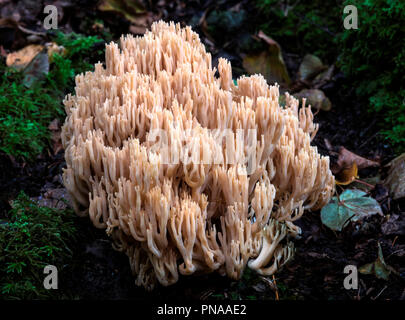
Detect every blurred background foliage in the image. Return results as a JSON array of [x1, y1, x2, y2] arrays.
[[338, 0, 405, 151], [253, 0, 404, 152]]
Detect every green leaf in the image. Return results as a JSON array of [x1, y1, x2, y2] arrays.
[[321, 189, 382, 231]]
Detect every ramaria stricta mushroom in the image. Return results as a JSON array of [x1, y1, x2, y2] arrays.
[[61, 21, 335, 290]]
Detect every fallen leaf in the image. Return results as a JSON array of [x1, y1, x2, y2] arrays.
[[293, 89, 332, 111], [98, 0, 146, 23], [335, 162, 358, 185], [23, 51, 49, 87], [321, 189, 382, 231], [313, 65, 335, 88], [243, 31, 290, 86], [335, 147, 380, 172], [359, 242, 396, 281], [298, 54, 327, 81], [6, 44, 44, 69], [384, 153, 405, 200]]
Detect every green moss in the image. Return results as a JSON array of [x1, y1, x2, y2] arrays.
[[338, 0, 405, 152], [255, 0, 342, 63], [0, 32, 103, 161], [0, 192, 77, 299], [0, 66, 63, 159]]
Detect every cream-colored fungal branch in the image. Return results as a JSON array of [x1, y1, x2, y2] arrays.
[[61, 21, 335, 290]]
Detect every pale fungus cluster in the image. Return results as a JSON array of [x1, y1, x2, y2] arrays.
[[61, 21, 335, 290]]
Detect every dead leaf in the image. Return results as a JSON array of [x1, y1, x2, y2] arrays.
[[335, 162, 358, 185], [243, 31, 290, 86], [293, 89, 332, 111], [6, 44, 44, 69], [335, 147, 380, 172], [23, 51, 49, 87], [298, 54, 327, 81], [98, 0, 146, 23], [384, 153, 405, 200], [359, 242, 398, 281], [313, 64, 335, 88]]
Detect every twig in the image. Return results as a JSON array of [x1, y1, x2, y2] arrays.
[[358, 132, 379, 149], [272, 275, 279, 301], [392, 236, 398, 248], [353, 179, 375, 189], [371, 285, 388, 300]]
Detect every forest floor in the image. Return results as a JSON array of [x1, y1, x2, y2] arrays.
[[0, 0, 404, 300]]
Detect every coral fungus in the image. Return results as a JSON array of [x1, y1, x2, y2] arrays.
[[61, 21, 335, 290]]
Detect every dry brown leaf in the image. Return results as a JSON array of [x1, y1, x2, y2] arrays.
[[384, 153, 405, 200], [335, 162, 358, 185], [257, 30, 280, 47], [243, 31, 290, 86], [98, 0, 146, 23], [294, 89, 332, 111], [313, 65, 335, 88], [336, 147, 380, 170], [6, 44, 44, 69], [298, 54, 327, 81]]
